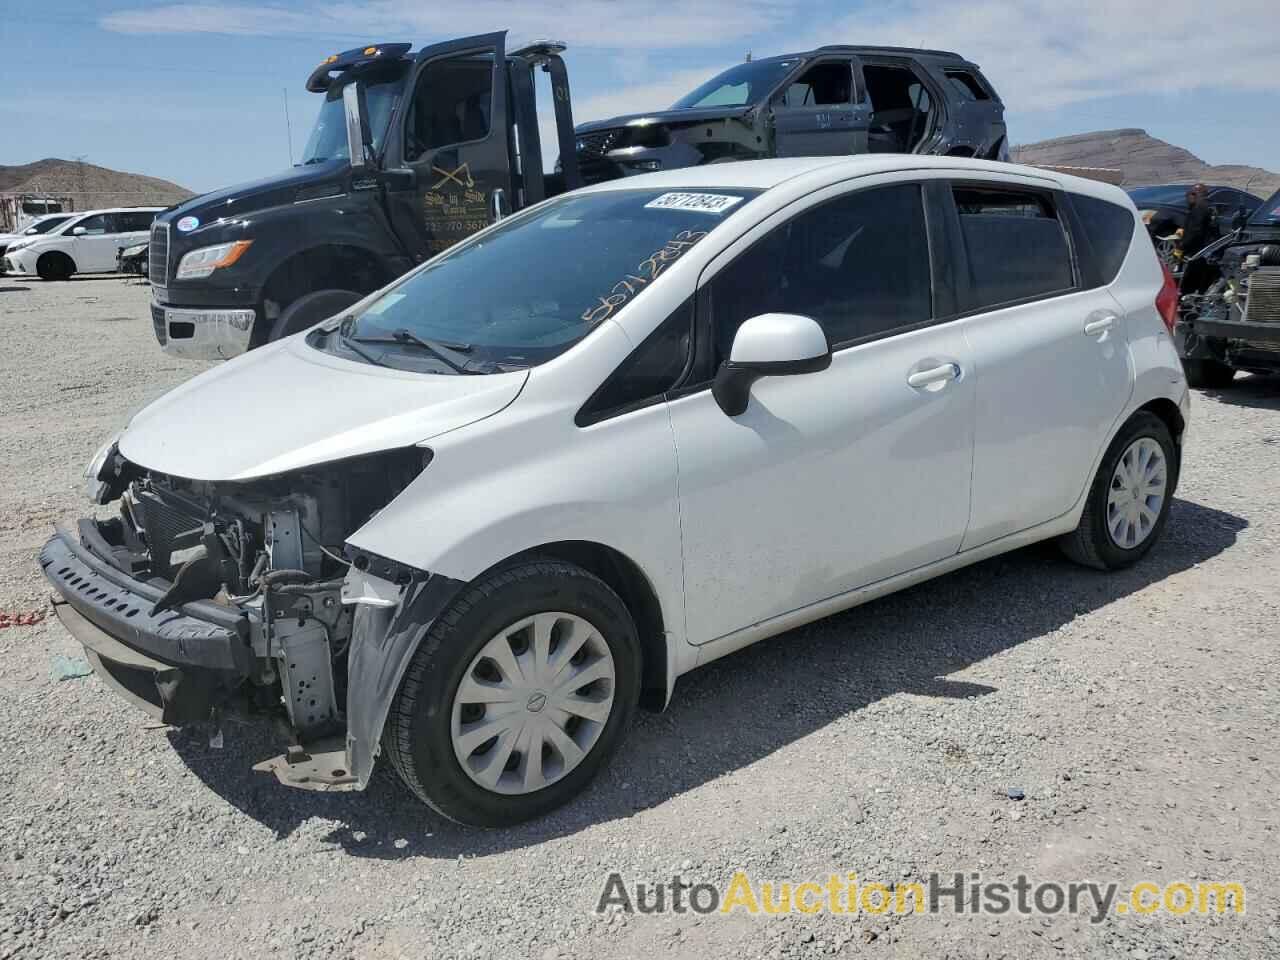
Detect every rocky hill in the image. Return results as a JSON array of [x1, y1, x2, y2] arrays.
[[0, 158, 193, 212], [1012, 129, 1279, 196]]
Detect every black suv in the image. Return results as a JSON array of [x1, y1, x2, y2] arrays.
[[574, 45, 1007, 183]]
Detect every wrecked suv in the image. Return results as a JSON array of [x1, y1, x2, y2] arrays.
[[574, 45, 1006, 184], [42, 157, 1185, 827]]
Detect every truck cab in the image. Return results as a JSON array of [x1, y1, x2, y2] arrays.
[[149, 33, 580, 359]]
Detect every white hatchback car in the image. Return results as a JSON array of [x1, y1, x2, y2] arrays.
[[42, 157, 1188, 826], [3, 207, 162, 280]]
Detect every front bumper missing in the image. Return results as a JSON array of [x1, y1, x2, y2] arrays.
[[40, 524, 466, 794], [39, 528, 251, 724]]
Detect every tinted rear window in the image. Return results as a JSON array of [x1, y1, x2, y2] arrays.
[[1071, 194, 1136, 284], [953, 186, 1074, 310]]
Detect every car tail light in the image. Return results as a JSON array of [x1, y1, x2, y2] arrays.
[[1156, 262, 1179, 334]]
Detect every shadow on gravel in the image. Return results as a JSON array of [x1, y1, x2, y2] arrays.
[[1200, 374, 1280, 411], [0, 285, 32, 292], [170, 497, 1246, 857]]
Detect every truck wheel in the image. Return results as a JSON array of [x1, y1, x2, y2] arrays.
[[269, 289, 361, 341], [383, 560, 641, 826], [1182, 358, 1235, 389], [36, 252, 75, 281], [1059, 412, 1177, 570]]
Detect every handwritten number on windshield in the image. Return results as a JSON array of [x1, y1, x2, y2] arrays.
[[582, 230, 708, 326]]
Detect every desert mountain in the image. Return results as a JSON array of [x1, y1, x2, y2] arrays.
[[0, 158, 193, 213], [1013, 129, 1279, 197]]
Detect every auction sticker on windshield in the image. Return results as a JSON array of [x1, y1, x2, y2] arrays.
[[644, 193, 745, 215]]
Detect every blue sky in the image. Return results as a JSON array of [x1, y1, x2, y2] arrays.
[[2, 0, 1277, 194]]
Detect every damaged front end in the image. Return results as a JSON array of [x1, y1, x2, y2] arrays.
[[39, 442, 459, 791]]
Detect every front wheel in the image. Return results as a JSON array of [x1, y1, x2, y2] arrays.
[[36, 252, 74, 281], [1059, 412, 1177, 570], [1182, 357, 1235, 389], [268, 288, 361, 342], [383, 560, 641, 826]]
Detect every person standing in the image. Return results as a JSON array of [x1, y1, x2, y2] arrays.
[[1180, 183, 1221, 294]]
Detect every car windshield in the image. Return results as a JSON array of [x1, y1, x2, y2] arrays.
[[301, 66, 405, 164], [1127, 185, 1194, 207], [323, 187, 761, 373], [25, 215, 71, 235], [671, 59, 799, 110], [1248, 189, 1280, 225]]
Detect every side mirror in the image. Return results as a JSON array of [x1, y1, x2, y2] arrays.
[[343, 81, 374, 173], [72, 226, 87, 236], [712, 313, 831, 417]]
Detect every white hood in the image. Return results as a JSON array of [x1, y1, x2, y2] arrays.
[[119, 335, 528, 481]]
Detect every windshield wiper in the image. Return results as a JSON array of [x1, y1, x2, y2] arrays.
[[349, 329, 475, 374], [335, 328, 390, 367]]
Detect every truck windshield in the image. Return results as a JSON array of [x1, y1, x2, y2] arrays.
[[325, 187, 761, 373], [671, 59, 798, 109], [1248, 189, 1280, 225], [301, 70, 404, 164]]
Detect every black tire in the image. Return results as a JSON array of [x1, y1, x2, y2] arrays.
[[383, 560, 641, 826], [268, 288, 361, 341], [1059, 412, 1178, 570], [1182, 357, 1235, 389], [36, 252, 74, 282]]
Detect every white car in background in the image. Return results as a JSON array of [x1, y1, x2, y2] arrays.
[[3, 207, 162, 280], [42, 157, 1189, 826], [0, 212, 75, 272]]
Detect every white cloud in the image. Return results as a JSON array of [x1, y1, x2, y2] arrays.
[[808, 0, 1279, 113], [101, 1, 792, 48]]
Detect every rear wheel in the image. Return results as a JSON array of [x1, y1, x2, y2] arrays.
[[268, 288, 361, 342], [1059, 412, 1177, 570], [36, 251, 74, 281], [383, 560, 641, 826], [1182, 357, 1235, 389]]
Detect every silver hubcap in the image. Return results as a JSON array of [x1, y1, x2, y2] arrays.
[[450, 612, 615, 796], [1107, 437, 1168, 549]]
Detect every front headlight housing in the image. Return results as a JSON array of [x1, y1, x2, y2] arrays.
[[176, 240, 253, 280], [84, 431, 122, 504], [6, 238, 36, 253]]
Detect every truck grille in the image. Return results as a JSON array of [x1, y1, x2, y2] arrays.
[[576, 129, 625, 184], [1243, 268, 1280, 324], [576, 129, 622, 159], [149, 223, 170, 287]]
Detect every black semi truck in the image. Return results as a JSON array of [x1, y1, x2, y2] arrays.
[[149, 33, 580, 358]]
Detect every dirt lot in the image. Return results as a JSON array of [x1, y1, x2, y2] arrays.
[[1, 276, 1278, 960]]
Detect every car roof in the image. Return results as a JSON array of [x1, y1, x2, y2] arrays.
[[754, 45, 967, 64], [575, 156, 1128, 204], [68, 207, 165, 216]]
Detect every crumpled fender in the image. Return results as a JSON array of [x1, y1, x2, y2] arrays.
[[344, 571, 466, 787]]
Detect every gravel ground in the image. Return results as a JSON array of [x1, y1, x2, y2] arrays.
[[1, 276, 1278, 960]]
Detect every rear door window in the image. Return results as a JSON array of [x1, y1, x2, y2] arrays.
[[117, 211, 156, 232], [1069, 194, 1136, 284], [951, 185, 1074, 310]]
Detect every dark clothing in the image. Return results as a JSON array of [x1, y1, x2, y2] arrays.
[[1181, 202, 1219, 257], [1179, 202, 1221, 295]]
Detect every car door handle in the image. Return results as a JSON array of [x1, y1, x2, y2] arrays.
[[907, 362, 961, 388], [1084, 314, 1118, 336]]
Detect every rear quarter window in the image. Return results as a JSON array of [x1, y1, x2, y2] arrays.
[[1069, 194, 1137, 285], [952, 185, 1074, 311]]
